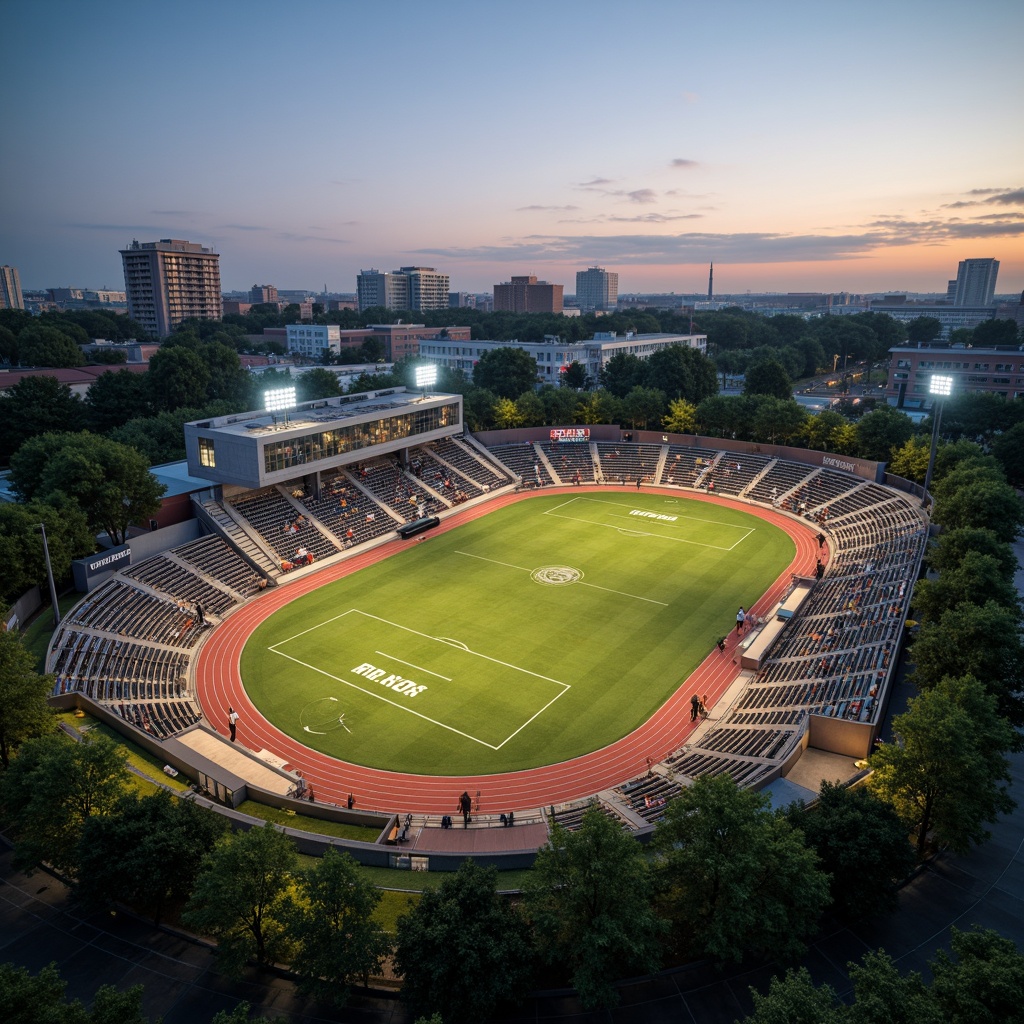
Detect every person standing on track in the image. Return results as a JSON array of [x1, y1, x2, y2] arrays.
[[458, 790, 472, 827], [736, 607, 746, 635], [228, 707, 239, 742]]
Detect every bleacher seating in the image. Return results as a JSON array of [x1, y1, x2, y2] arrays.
[[488, 442, 555, 486], [45, 437, 929, 835], [429, 436, 512, 490]]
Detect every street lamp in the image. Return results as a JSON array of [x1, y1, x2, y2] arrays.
[[922, 374, 954, 503], [38, 522, 61, 629]]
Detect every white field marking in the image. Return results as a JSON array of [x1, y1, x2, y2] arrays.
[[579, 580, 668, 606], [455, 549, 530, 573], [435, 637, 469, 650], [542, 496, 753, 551], [270, 607, 571, 748], [375, 651, 452, 681], [547, 494, 752, 531], [268, 647, 502, 748], [454, 550, 664, 606]]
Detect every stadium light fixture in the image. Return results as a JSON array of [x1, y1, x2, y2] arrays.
[[415, 363, 437, 395], [923, 374, 954, 502], [264, 385, 297, 425]]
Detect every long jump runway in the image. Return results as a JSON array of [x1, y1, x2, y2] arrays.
[[194, 486, 822, 813]]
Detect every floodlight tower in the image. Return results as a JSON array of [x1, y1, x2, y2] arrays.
[[922, 373, 954, 503], [414, 362, 437, 398], [264, 385, 297, 426]]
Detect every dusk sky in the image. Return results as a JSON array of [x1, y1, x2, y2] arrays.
[[3, 0, 1023, 297]]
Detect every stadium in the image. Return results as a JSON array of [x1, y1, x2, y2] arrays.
[[46, 384, 928, 867]]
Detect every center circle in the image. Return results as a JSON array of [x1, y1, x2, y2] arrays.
[[531, 564, 584, 586]]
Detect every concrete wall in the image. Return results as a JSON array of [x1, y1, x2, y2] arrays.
[[808, 713, 876, 758]]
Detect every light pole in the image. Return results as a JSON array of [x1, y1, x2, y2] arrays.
[[922, 374, 954, 504], [414, 362, 437, 399], [38, 522, 61, 628]]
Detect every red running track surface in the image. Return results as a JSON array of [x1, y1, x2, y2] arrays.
[[194, 486, 822, 814]]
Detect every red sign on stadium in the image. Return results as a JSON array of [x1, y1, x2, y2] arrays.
[[549, 428, 590, 442]]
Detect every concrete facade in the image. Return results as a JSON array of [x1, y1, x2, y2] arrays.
[[493, 275, 564, 313]]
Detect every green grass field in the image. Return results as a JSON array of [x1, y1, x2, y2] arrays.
[[241, 493, 793, 775]]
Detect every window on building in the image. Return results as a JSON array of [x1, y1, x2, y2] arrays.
[[198, 437, 216, 468]]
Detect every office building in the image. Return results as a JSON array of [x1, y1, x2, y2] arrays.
[[419, 330, 706, 385], [250, 284, 278, 305], [575, 267, 619, 312], [869, 300, 996, 341], [356, 267, 449, 313], [493, 275, 564, 313], [1, 265, 24, 310], [952, 258, 999, 307], [286, 324, 342, 359], [886, 340, 1024, 408], [120, 239, 222, 337], [449, 291, 476, 309]]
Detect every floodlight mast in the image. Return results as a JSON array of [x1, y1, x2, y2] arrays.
[[264, 385, 297, 426], [414, 362, 437, 398], [923, 374, 954, 503]]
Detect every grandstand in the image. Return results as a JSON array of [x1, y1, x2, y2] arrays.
[[47, 419, 927, 860]]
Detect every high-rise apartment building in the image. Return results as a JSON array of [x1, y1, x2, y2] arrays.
[[356, 266, 449, 312], [493, 275, 564, 313], [250, 284, 278, 305], [575, 267, 618, 312], [0, 265, 24, 310], [953, 258, 999, 307], [120, 239, 222, 337]]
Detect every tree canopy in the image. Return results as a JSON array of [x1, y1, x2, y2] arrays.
[[472, 346, 539, 399], [0, 626, 54, 769], [527, 803, 664, 1009]]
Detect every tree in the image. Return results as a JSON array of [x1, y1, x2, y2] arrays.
[[932, 474, 1024, 541], [905, 316, 942, 344], [576, 387, 621, 425], [855, 405, 914, 462], [744, 356, 792, 399], [600, 351, 646, 397], [182, 822, 298, 975], [971, 317, 1020, 347], [76, 789, 228, 925], [652, 773, 829, 963], [560, 360, 588, 389], [463, 387, 498, 431], [644, 344, 718, 403], [0, 627, 54, 769], [540, 382, 580, 425], [295, 367, 342, 401], [888, 436, 931, 482], [787, 782, 915, 922], [395, 859, 533, 1024], [912, 549, 1019, 621], [621, 385, 666, 429], [0, 499, 94, 607], [492, 396, 524, 429], [472, 347, 538, 399], [17, 324, 85, 368], [751, 397, 807, 444], [740, 966, 845, 1024], [929, 926, 1024, 1023], [800, 409, 848, 452], [0, 375, 88, 464], [285, 848, 389, 1006], [0, 961, 149, 1024], [662, 397, 697, 434], [84, 368, 151, 432], [869, 675, 1016, 857], [0, 732, 131, 875], [990, 421, 1024, 488], [9, 431, 165, 544], [146, 344, 212, 411], [514, 389, 545, 427], [925, 527, 1017, 584], [526, 804, 663, 1009], [909, 602, 1024, 729]]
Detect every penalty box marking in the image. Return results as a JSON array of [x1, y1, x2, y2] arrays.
[[268, 609, 570, 750], [543, 495, 754, 551]]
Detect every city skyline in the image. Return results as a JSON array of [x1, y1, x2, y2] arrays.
[[2, 0, 1022, 297]]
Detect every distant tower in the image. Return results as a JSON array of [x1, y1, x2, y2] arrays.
[[0, 265, 25, 310], [708, 262, 714, 301], [953, 258, 999, 306]]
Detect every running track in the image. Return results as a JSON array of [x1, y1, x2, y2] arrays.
[[194, 486, 822, 814]]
